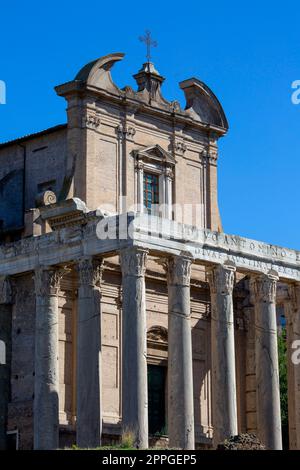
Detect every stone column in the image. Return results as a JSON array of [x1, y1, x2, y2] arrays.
[[207, 262, 238, 447], [34, 266, 62, 450], [286, 284, 300, 449], [167, 254, 195, 450], [0, 277, 12, 450], [243, 306, 257, 434], [76, 257, 103, 448], [120, 247, 148, 449], [250, 272, 282, 450]]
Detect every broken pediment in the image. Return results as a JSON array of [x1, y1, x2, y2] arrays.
[[179, 78, 228, 129]]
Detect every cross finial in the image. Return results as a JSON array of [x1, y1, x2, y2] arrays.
[[139, 30, 157, 62]]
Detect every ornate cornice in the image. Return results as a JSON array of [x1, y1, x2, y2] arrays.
[[250, 272, 278, 303], [34, 267, 64, 297], [120, 248, 148, 277], [207, 263, 236, 295], [77, 257, 103, 287], [0, 276, 12, 304], [167, 253, 192, 287]]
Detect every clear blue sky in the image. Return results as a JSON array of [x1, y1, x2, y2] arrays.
[[1, 1, 299, 249]]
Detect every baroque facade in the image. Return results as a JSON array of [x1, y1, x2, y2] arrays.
[[0, 53, 299, 450]]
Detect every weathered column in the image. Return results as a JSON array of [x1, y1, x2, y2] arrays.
[[286, 284, 300, 449], [243, 306, 258, 434], [207, 262, 238, 447], [0, 277, 12, 450], [76, 257, 103, 448], [167, 254, 195, 450], [34, 267, 62, 450], [250, 271, 282, 450], [120, 247, 148, 449]]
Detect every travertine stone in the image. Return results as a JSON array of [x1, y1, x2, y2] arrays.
[[286, 284, 300, 449], [207, 262, 238, 447], [0, 277, 12, 450], [250, 272, 282, 450], [120, 247, 148, 449], [76, 257, 103, 448], [167, 254, 195, 450], [34, 267, 62, 450]]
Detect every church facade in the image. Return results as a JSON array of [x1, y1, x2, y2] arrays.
[[0, 53, 299, 450]]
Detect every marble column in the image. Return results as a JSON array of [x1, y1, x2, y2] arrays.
[[250, 272, 282, 450], [120, 247, 148, 449], [167, 254, 195, 450], [76, 257, 103, 448], [207, 262, 238, 447], [286, 284, 300, 449], [0, 277, 12, 450], [34, 266, 62, 450]]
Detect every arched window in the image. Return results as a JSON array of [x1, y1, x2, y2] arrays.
[[0, 340, 6, 365]]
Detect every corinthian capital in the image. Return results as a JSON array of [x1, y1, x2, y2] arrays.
[[120, 247, 148, 277], [34, 267, 64, 297], [250, 271, 278, 303], [77, 257, 103, 287], [0, 276, 12, 304], [285, 283, 300, 325], [167, 253, 193, 287], [207, 263, 236, 295]]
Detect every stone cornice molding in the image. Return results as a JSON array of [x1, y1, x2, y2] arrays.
[[120, 247, 148, 278], [0, 276, 12, 304], [76, 257, 104, 287], [250, 271, 279, 304], [207, 262, 236, 295], [34, 266, 65, 297]]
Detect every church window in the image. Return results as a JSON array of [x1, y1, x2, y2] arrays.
[[143, 173, 159, 213]]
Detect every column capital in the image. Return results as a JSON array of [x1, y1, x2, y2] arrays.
[[34, 266, 64, 297], [120, 247, 148, 277], [287, 283, 300, 308], [250, 271, 279, 303], [166, 253, 193, 287], [207, 262, 236, 295], [77, 257, 103, 287], [285, 283, 300, 324], [0, 276, 12, 304]]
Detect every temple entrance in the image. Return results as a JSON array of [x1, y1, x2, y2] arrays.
[[147, 364, 167, 436]]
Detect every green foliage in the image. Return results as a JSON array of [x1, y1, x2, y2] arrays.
[[120, 430, 135, 449]]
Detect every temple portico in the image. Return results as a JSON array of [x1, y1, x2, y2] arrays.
[[1, 208, 299, 449]]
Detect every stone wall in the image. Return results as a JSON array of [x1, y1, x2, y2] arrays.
[[0, 127, 67, 236]]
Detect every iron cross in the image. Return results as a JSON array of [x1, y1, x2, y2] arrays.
[[139, 30, 157, 62]]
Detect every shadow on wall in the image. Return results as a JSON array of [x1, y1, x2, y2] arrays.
[[0, 169, 24, 231]]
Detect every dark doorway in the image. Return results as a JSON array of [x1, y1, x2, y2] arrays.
[[147, 364, 167, 436]]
